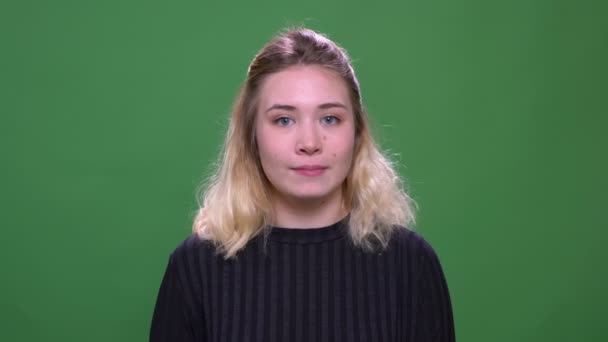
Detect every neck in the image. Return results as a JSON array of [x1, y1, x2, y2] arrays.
[[271, 190, 347, 229]]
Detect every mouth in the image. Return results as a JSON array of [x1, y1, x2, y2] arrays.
[[291, 165, 328, 176]]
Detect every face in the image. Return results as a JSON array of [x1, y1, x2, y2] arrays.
[[254, 65, 356, 206]]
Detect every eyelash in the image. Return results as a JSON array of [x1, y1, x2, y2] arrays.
[[321, 115, 341, 125], [273, 115, 341, 126], [274, 117, 294, 126]]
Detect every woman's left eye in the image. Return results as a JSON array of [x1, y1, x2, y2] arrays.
[[321, 115, 341, 125]]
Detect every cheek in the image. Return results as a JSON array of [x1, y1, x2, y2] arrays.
[[258, 146, 277, 169], [255, 127, 275, 160], [331, 134, 355, 160], [257, 136, 288, 166]]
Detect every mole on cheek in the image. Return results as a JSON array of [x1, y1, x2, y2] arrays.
[[333, 153, 337, 158], [323, 135, 327, 141]]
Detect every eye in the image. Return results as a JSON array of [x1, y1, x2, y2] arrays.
[[321, 115, 341, 125], [274, 116, 294, 126]]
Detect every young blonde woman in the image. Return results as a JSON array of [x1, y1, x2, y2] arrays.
[[150, 28, 455, 342]]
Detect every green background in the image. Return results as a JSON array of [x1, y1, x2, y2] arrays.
[[2, 0, 606, 341]]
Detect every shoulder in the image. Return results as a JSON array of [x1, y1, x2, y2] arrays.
[[167, 234, 221, 268], [389, 226, 444, 264]]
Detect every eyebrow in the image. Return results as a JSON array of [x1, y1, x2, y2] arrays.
[[264, 102, 348, 113]]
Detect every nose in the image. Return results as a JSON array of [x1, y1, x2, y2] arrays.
[[295, 121, 322, 155]]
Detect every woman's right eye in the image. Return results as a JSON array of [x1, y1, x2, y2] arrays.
[[274, 116, 294, 126]]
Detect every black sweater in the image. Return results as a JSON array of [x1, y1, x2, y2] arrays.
[[150, 219, 455, 341]]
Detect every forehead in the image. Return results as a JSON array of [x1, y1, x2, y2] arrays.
[[257, 65, 351, 111]]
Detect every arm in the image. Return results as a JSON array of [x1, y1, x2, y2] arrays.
[[415, 238, 456, 341], [149, 253, 203, 342]]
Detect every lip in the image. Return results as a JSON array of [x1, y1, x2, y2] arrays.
[[292, 165, 328, 176]]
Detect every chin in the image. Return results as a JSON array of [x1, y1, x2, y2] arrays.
[[291, 193, 331, 202], [283, 188, 340, 203]]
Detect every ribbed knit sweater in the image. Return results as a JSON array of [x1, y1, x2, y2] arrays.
[[150, 218, 455, 341]]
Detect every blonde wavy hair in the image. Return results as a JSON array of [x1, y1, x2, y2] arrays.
[[193, 27, 416, 259]]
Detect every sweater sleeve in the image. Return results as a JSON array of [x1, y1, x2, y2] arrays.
[[149, 250, 204, 342], [415, 237, 456, 341]]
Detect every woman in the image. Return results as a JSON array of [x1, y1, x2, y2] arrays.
[[150, 28, 455, 341]]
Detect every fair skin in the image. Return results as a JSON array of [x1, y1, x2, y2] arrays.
[[255, 65, 356, 228]]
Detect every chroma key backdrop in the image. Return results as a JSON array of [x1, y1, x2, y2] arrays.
[[1, 0, 606, 341]]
